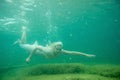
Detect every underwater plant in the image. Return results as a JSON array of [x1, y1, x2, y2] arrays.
[[1, 63, 120, 80], [27, 63, 86, 75]]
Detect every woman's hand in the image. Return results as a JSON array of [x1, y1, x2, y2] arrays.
[[26, 57, 30, 63], [86, 54, 96, 58]]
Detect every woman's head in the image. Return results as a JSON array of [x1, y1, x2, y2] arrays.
[[51, 42, 63, 51]]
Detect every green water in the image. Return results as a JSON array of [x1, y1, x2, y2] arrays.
[[0, 0, 120, 80]]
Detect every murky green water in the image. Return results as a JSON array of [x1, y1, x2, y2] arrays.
[[0, 0, 120, 80]]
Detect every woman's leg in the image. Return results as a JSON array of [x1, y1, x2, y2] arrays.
[[21, 26, 27, 44]]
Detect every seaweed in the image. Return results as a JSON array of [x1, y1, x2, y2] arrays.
[[1, 63, 120, 80], [86, 64, 120, 78], [26, 63, 120, 79], [27, 63, 86, 75]]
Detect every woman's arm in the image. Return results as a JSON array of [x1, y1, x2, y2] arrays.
[[61, 49, 95, 58], [26, 48, 37, 63], [26, 46, 43, 63]]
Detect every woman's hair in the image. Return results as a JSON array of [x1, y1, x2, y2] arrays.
[[51, 42, 63, 52]]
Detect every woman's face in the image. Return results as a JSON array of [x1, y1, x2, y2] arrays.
[[54, 42, 63, 51]]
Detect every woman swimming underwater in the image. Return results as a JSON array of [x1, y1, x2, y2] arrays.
[[15, 26, 95, 63]]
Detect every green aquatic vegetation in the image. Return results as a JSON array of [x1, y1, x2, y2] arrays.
[[1, 63, 120, 80], [27, 63, 86, 75], [86, 64, 120, 78], [24, 63, 120, 79], [26, 63, 120, 79]]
